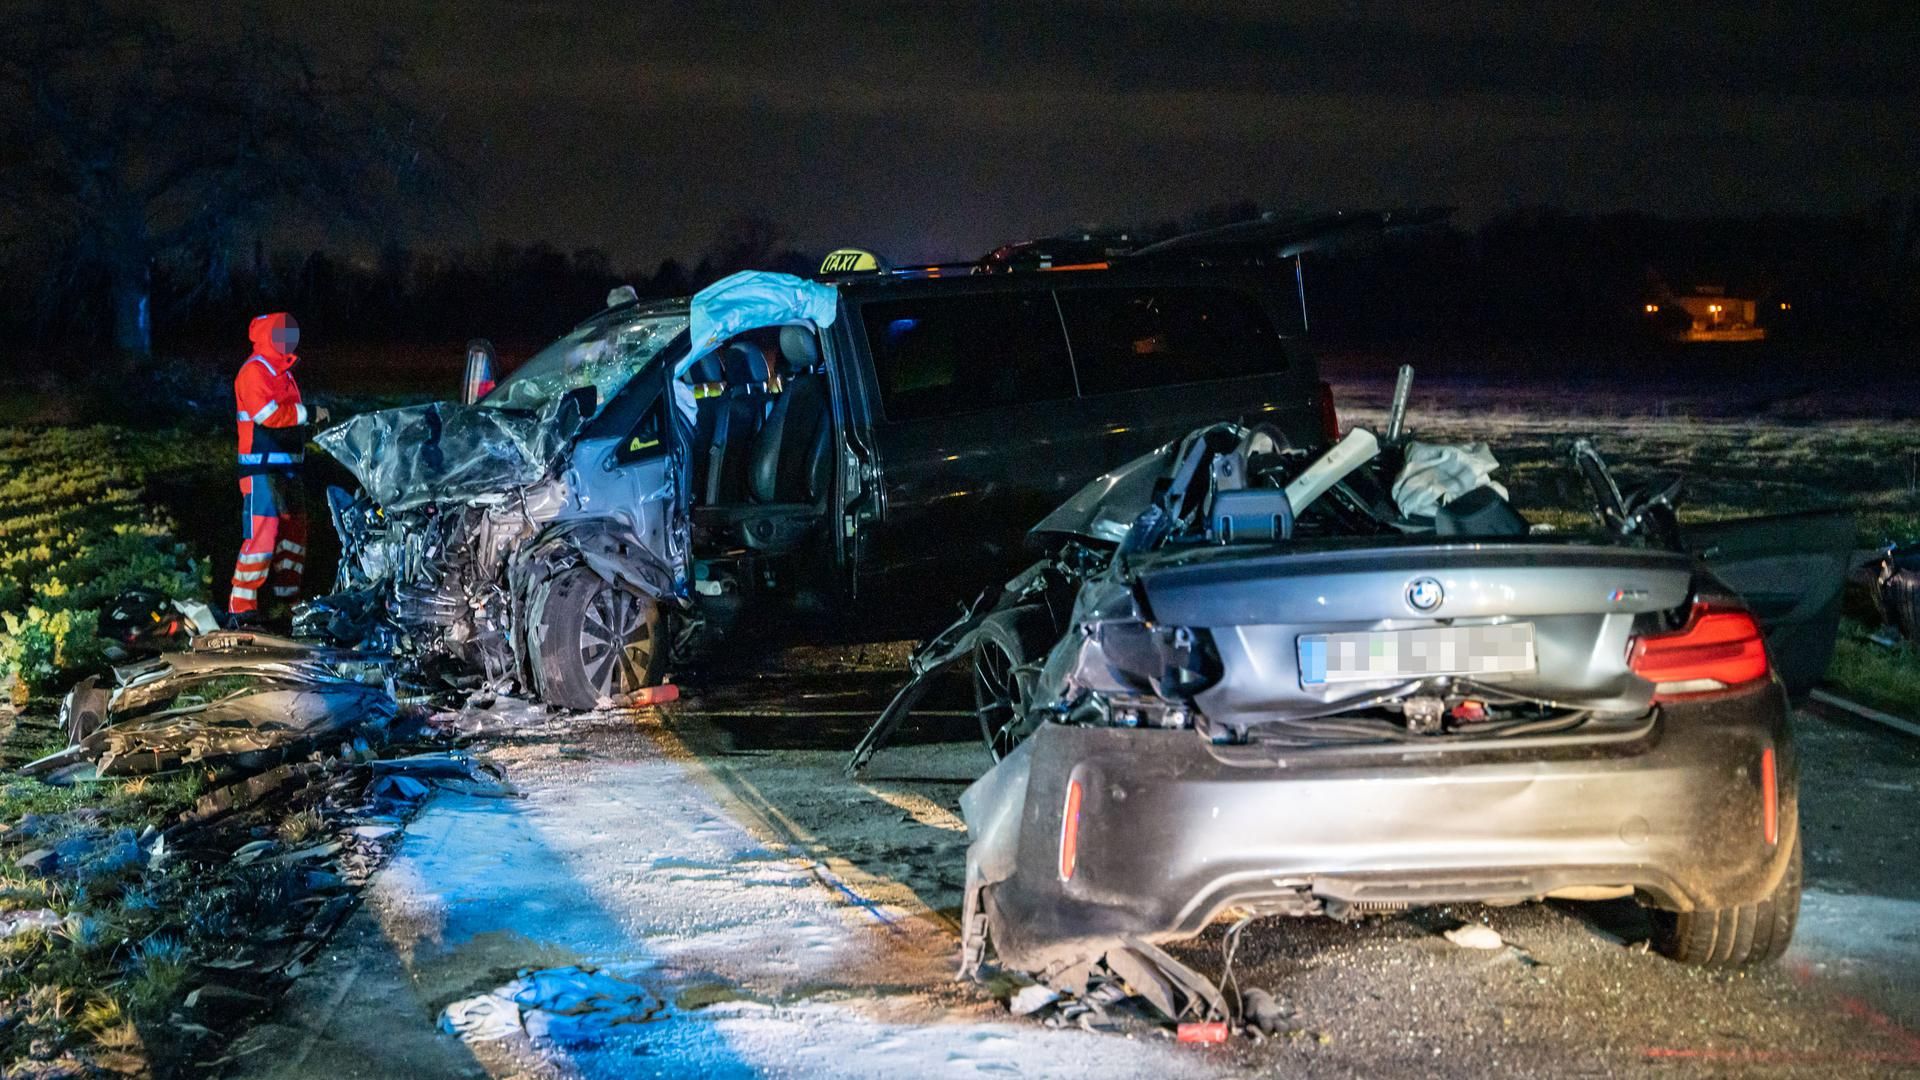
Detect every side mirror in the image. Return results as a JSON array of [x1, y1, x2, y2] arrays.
[[554, 384, 599, 434], [462, 339, 497, 404]]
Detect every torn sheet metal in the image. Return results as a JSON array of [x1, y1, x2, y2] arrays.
[[28, 683, 393, 780], [679, 271, 838, 377], [24, 633, 396, 781], [316, 401, 564, 513]]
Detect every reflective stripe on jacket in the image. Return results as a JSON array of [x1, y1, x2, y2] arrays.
[[235, 353, 308, 472]]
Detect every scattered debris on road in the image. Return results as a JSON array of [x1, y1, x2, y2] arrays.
[[2, 624, 548, 1074], [26, 631, 393, 782], [441, 965, 669, 1049], [1443, 923, 1506, 950]]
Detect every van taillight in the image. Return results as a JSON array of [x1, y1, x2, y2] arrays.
[[1317, 381, 1340, 443], [1629, 603, 1769, 700]]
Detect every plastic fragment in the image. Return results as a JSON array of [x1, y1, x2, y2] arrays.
[[1443, 923, 1504, 949], [1009, 984, 1060, 1016]]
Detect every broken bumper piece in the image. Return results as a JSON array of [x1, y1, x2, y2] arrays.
[[24, 632, 396, 783]]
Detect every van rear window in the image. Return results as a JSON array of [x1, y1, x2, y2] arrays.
[[1057, 286, 1285, 394], [861, 293, 1077, 422]]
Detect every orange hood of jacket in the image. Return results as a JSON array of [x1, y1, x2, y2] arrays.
[[248, 312, 300, 365]]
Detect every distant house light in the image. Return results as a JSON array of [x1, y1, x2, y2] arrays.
[[1644, 304, 1659, 313], [1780, 302, 1791, 310]]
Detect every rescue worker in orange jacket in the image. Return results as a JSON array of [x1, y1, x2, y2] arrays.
[[230, 313, 327, 622]]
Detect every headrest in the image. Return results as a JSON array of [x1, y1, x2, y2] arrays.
[[688, 351, 726, 385], [720, 342, 771, 385], [779, 326, 821, 372]]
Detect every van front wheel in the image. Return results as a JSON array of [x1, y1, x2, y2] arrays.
[[531, 568, 664, 710]]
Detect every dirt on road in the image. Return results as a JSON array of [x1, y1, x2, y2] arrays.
[[228, 646, 1920, 1079]]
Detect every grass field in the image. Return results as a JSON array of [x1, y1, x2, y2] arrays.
[[1338, 380, 1920, 718]]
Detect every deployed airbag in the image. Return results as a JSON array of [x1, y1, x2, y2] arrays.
[[679, 271, 838, 377]]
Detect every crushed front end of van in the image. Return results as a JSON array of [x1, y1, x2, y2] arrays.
[[303, 273, 843, 708]]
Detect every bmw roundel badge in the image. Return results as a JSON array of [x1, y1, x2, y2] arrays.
[[1406, 577, 1445, 612]]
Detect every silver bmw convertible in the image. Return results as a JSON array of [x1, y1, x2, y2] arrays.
[[853, 395, 1850, 998]]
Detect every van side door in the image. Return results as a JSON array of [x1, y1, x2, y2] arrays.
[[1052, 279, 1322, 469], [846, 285, 1099, 601]]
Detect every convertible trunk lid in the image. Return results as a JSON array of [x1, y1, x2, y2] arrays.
[[1134, 541, 1694, 722]]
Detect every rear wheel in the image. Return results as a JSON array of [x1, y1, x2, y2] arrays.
[[971, 623, 1032, 762], [1653, 830, 1801, 967], [531, 568, 665, 710]]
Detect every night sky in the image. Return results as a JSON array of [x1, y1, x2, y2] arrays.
[[242, 1, 1918, 266]]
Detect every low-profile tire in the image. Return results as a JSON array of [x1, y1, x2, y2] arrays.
[[530, 568, 665, 710], [1653, 832, 1801, 967], [971, 621, 1035, 762]]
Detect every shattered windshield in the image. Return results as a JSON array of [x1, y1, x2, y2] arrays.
[[481, 309, 689, 412]]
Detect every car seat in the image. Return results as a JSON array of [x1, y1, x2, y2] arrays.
[[686, 350, 728, 500], [694, 327, 831, 553], [749, 326, 832, 505], [704, 343, 773, 507]]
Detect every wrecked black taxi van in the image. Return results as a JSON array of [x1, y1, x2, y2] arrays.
[[307, 253, 1335, 708], [851, 386, 1851, 993]]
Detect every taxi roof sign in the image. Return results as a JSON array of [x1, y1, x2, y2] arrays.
[[819, 248, 888, 275]]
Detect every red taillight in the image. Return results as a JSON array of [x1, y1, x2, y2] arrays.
[[1059, 779, 1083, 881], [1760, 746, 1778, 846], [1317, 380, 1341, 443], [1629, 603, 1769, 700]]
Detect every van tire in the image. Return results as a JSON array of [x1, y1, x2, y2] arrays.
[[530, 568, 665, 710], [1653, 831, 1801, 967]]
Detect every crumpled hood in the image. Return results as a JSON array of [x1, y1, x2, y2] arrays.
[[317, 400, 566, 511]]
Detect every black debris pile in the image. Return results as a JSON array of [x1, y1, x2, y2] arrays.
[[96, 588, 223, 662], [3, 631, 523, 1074]]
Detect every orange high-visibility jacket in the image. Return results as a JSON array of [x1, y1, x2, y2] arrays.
[[235, 312, 310, 472]]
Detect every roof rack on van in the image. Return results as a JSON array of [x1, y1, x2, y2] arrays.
[[820, 209, 1451, 284]]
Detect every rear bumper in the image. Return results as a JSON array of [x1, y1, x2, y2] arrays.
[[968, 685, 1798, 970]]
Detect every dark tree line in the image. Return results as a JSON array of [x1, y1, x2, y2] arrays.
[[2, 2, 1911, 375], [0, 0, 443, 366]]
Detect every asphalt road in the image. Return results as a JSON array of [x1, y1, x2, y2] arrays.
[[236, 647, 1920, 1078]]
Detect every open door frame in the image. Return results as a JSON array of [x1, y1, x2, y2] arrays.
[[1688, 509, 1855, 700]]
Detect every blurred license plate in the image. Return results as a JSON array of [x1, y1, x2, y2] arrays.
[[1298, 624, 1536, 687]]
